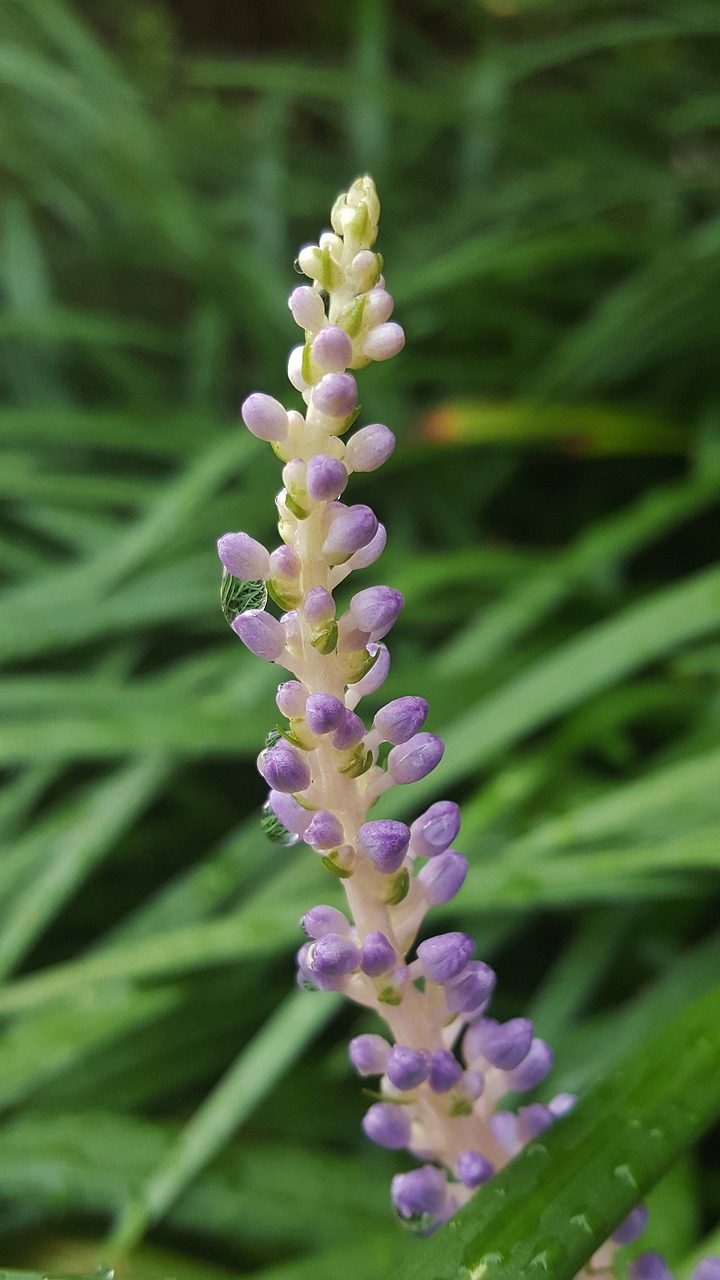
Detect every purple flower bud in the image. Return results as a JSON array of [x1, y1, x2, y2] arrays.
[[358, 819, 411, 874], [303, 586, 335, 625], [305, 693, 346, 735], [456, 1151, 494, 1188], [268, 790, 311, 837], [364, 287, 394, 326], [374, 696, 429, 745], [466, 1018, 534, 1070], [362, 1102, 411, 1150], [344, 522, 387, 571], [463, 1068, 485, 1100], [232, 609, 286, 661], [345, 423, 396, 473], [410, 801, 461, 858], [693, 1263, 720, 1280], [301, 904, 351, 938], [391, 1166, 446, 1220], [296, 941, 340, 991], [347, 642, 390, 702], [363, 322, 405, 361], [506, 1039, 553, 1091], [241, 392, 289, 441], [613, 1205, 649, 1246], [428, 1049, 463, 1093], [349, 1033, 390, 1076], [418, 850, 469, 907], [312, 326, 353, 373], [388, 734, 445, 785], [304, 809, 344, 850], [548, 1092, 576, 1117], [324, 504, 379, 558], [631, 1255, 674, 1280], [490, 1110, 520, 1155], [350, 586, 404, 639], [386, 1045, 431, 1091], [269, 545, 301, 579], [258, 741, 311, 794], [276, 680, 307, 717], [306, 454, 348, 502], [308, 933, 360, 976], [313, 372, 358, 418], [518, 1103, 554, 1143], [289, 285, 325, 331], [360, 931, 396, 976], [217, 532, 270, 580], [445, 960, 496, 1014], [331, 709, 366, 750], [417, 932, 475, 983]]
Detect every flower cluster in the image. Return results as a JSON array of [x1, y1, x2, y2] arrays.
[[218, 177, 718, 1272]]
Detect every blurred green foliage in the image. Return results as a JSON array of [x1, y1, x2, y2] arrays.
[[1, 0, 720, 1275]]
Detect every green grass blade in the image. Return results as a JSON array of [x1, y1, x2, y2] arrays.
[[105, 989, 341, 1256], [0, 758, 169, 977]]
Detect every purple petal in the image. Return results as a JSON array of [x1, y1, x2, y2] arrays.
[[362, 1102, 411, 1150], [241, 392, 289, 441], [345, 423, 396, 473], [456, 1150, 494, 1188], [349, 1033, 390, 1076], [388, 734, 444, 784], [358, 819, 411, 874], [465, 1017, 534, 1070], [313, 372, 358, 418], [300, 904, 351, 938], [304, 809, 344, 849], [360, 931, 396, 976], [386, 1045, 431, 1091], [258, 741, 311, 793], [392, 1165, 446, 1219], [306, 454, 348, 502], [428, 1049, 463, 1093], [416, 932, 475, 983], [444, 960, 496, 1013], [418, 850, 468, 906], [374, 696, 429, 745], [349, 586, 404, 638], [217, 532, 270, 580], [409, 801, 461, 858], [308, 933, 360, 976], [231, 609, 286, 661], [305, 693, 346, 735], [324, 504, 379, 557], [613, 1205, 649, 1245], [312, 326, 353, 373], [506, 1039, 553, 1091]]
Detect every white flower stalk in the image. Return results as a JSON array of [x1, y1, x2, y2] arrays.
[[217, 177, 662, 1262]]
